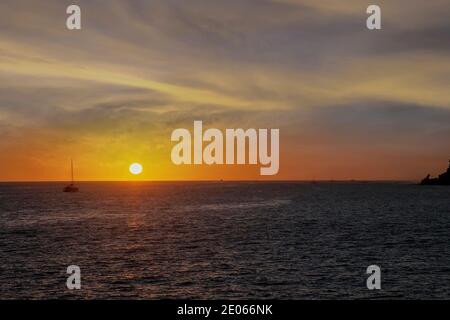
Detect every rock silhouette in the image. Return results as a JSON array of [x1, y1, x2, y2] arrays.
[[420, 160, 450, 185]]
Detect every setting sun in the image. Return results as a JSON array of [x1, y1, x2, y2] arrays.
[[129, 163, 143, 175]]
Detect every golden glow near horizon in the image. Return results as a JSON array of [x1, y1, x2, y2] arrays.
[[0, 1, 449, 181]]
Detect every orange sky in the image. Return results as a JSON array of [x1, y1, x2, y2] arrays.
[[0, 0, 449, 181]]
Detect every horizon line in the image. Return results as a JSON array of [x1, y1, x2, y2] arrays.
[[0, 179, 418, 183]]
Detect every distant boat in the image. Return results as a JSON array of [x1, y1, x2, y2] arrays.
[[63, 160, 79, 192]]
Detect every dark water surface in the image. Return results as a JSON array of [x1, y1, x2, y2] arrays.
[[0, 182, 449, 299]]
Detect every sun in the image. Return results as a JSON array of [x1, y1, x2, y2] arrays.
[[129, 163, 143, 175]]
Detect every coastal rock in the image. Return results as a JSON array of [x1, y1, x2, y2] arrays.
[[420, 160, 450, 185]]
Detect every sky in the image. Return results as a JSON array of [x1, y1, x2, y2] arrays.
[[0, 0, 449, 181]]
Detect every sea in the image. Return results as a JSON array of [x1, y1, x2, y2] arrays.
[[0, 182, 449, 299]]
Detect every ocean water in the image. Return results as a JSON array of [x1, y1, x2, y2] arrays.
[[0, 182, 449, 299]]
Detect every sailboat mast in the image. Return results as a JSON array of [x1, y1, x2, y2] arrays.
[[71, 159, 74, 184]]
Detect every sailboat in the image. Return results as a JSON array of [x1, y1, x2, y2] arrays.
[[63, 160, 79, 192]]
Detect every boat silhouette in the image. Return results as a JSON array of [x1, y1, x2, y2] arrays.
[[63, 160, 79, 192], [420, 159, 450, 185]]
